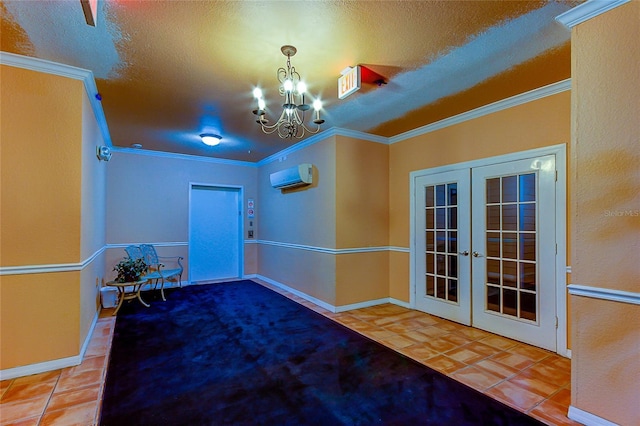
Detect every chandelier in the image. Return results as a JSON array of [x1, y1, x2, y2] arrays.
[[252, 45, 324, 139]]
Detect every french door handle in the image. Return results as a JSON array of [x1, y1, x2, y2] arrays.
[[458, 250, 469, 256], [472, 251, 483, 257]]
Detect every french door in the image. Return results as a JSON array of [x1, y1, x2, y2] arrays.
[[414, 154, 558, 351]]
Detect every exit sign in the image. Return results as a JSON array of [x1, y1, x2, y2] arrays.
[[338, 66, 361, 99]]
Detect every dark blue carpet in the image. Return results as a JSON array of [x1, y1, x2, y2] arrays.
[[101, 280, 544, 425]]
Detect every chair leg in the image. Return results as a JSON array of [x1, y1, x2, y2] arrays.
[[159, 277, 166, 301]]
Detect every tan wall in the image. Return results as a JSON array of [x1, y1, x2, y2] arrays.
[[570, 2, 640, 424], [257, 137, 337, 302], [105, 151, 258, 280], [335, 136, 389, 248], [336, 252, 388, 306], [258, 245, 336, 304], [0, 66, 88, 369], [335, 135, 389, 305], [257, 137, 336, 247], [1, 67, 82, 266], [389, 91, 571, 301]]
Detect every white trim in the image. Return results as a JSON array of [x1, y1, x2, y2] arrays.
[[556, 0, 630, 28], [409, 144, 568, 355], [389, 298, 412, 309], [257, 127, 388, 167], [0, 246, 106, 276], [112, 146, 257, 168], [568, 406, 619, 426], [568, 284, 640, 305], [0, 311, 99, 380], [189, 183, 244, 283], [390, 80, 571, 144], [257, 240, 408, 255], [106, 242, 188, 249], [78, 311, 99, 367], [256, 275, 408, 313], [0, 355, 80, 381], [335, 298, 392, 313], [0, 51, 112, 146], [256, 275, 337, 313]]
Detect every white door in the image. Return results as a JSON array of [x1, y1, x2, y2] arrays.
[[471, 156, 556, 350], [414, 154, 558, 351], [189, 185, 242, 283], [415, 170, 471, 325]]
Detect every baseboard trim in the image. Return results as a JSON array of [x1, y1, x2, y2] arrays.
[[0, 311, 100, 380], [255, 275, 337, 313], [568, 406, 619, 426], [254, 275, 411, 314]]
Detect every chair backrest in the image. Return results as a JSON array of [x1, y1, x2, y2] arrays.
[[125, 245, 144, 261], [140, 244, 159, 266]]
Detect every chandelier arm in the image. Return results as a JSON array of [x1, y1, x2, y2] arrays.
[[253, 45, 324, 139]]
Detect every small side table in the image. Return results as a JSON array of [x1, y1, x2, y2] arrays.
[[105, 279, 149, 315]]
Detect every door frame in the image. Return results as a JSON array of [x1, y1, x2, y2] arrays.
[[188, 182, 245, 283], [409, 144, 568, 356]]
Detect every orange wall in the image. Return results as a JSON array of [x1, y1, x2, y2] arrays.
[[335, 135, 389, 306], [1, 67, 82, 266], [0, 66, 85, 369], [569, 2, 640, 424], [257, 137, 337, 303], [389, 91, 571, 301]]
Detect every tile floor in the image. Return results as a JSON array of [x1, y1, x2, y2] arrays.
[[0, 281, 579, 425]]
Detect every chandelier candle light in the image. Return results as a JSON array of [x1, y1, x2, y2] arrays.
[[252, 45, 324, 139]]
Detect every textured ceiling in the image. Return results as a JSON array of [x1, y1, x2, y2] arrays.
[[1, 0, 582, 162]]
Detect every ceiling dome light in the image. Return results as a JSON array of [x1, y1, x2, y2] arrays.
[[200, 133, 222, 146]]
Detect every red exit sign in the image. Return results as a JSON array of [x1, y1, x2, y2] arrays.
[[338, 66, 361, 99]]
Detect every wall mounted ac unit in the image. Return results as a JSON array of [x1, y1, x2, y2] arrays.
[[270, 163, 313, 189]]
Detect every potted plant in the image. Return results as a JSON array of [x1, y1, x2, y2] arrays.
[[113, 258, 148, 283]]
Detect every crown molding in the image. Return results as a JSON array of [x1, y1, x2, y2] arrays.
[[256, 127, 388, 167], [389, 79, 571, 144], [555, 0, 630, 28], [0, 51, 112, 146], [111, 146, 257, 168]]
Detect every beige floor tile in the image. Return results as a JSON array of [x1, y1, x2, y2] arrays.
[[0, 380, 56, 404], [529, 398, 580, 425], [55, 370, 103, 394], [474, 359, 519, 379], [522, 361, 571, 388], [445, 345, 491, 365], [452, 365, 505, 392], [478, 334, 520, 351], [0, 397, 49, 424], [508, 344, 552, 362], [490, 351, 537, 371], [399, 344, 440, 363], [508, 373, 562, 398], [39, 401, 98, 426], [485, 380, 546, 412], [424, 355, 467, 375], [377, 334, 418, 349], [47, 386, 101, 412]]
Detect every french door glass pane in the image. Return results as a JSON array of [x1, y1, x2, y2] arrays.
[[484, 173, 538, 322], [424, 182, 459, 303]]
